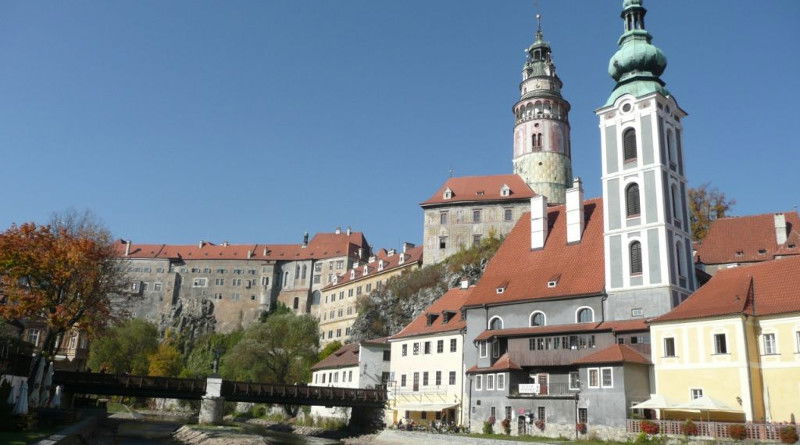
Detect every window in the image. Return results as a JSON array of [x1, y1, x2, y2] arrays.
[[601, 367, 613, 388], [569, 371, 580, 390], [435, 371, 442, 386], [413, 342, 419, 355], [664, 337, 676, 357], [321, 373, 326, 384], [487, 374, 495, 390], [762, 333, 777, 355], [423, 372, 429, 386], [424, 341, 431, 354], [497, 373, 505, 390], [192, 278, 208, 287], [578, 408, 588, 424], [625, 183, 640, 217], [313, 275, 320, 284], [292, 297, 299, 310], [530, 311, 545, 327], [630, 241, 643, 275], [506, 406, 513, 421], [153, 282, 162, 291], [475, 375, 483, 390], [479, 341, 487, 358], [440, 212, 448, 225], [437, 340, 444, 353], [537, 406, 546, 421], [676, 242, 685, 278], [301, 265, 307, 280], [27, 328, 41, 347], [504, 208, 513, 222], [489, 317, 503, 330], [623, 128, 637, 162], [576, 307, 594, 323], [439, 236, 447, 250], [450, 338, 457, 352], [401, 374, 406, 387], [413, 372, 419, 391], [232, 278, 242, 286], [714, 333, 728, 354], [588, 368, 599, 388], [214, 278, 224, 286], [449, 371, 456, 385], [473, 234, 482, 246], [532, 133, 542, 149], [490, 406, 496, 419], [473, 209, 482, 223], [690, 388, 703, 400], [796, 331, 800, 353], [671, 185, 681, 223], [336, 329, 341, 338]]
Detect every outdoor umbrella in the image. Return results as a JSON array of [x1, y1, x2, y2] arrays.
[[674, 395, 741, 412], [5, 377, 19, 406], [28, 357, 45, 408], [50, 385, 62, 409], [632, 394, 678, 410], [13, 380, 28, 415], [41, 361, 53, 407]]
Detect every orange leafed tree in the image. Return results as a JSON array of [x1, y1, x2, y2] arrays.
[[0, 213, 129, 371]]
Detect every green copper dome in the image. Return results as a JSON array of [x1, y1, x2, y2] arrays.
[[604, 0, 669, 106]]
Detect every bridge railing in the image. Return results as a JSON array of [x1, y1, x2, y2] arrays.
[[53, 371, 207, 396], [223, 380, 387, 405]]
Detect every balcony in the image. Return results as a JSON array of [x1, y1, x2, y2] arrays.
[[508, 382, 577, 399]]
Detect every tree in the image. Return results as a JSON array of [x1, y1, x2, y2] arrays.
[[0, 210, 129, 378], [87, 319, 159, 375], [180, 330, 243, 379], [148, 341, 183, 377], [688, 183, 735, 241], [318, 340, 342, 361], [221, 312, 319, 416]]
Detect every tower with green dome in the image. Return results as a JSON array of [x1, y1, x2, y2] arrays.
[[598, 0, 696, 321], [511, 14, 573, 205]]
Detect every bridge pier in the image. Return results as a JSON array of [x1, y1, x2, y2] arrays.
[[349, 405, 385, 433], [198, 377, 224, 425]]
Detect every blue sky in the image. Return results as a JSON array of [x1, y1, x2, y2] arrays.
[[1, 1, 798, 250]]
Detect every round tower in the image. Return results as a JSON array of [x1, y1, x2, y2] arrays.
[[512, 15, 573, 205]]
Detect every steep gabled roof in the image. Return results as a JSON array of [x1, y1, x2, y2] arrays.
[[311, 342, 360, 370], [464, 198, 605, 308], [654, 255, 800, 323], [390, 287, 472, 340], [323, 246, 423, 290], [572, 344, 651, 365], [420, 174, 535, 207], [696, 212, 800, 265]]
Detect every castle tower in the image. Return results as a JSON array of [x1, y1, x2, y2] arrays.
[[512, 15, 573, 205], [598, 0, 696, 320]]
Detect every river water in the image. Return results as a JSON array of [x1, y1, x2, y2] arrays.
[[98, 417, 344, 445]]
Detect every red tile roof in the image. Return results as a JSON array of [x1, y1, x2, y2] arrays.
[[323, 246, 423, 290], [420, 174, 535, 207], [390, 286, 473, 340], [473, 319, 648, 342], [653, 255, 800, 323], [464, 198, 605, 308], [466, 353, 523, 374], [572, 344, 651, 365], [311, 337, 389, 370], [695, 212, 800, 265], [115, 231, 369, 261]]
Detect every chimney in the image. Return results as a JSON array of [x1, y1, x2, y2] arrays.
[[774, 213, 788, 245], [247, 250, 253, 259], [346, 226, 352, 236], [335, 226, 341, 235], [124, 240, 131, 256], [566, 177, 585, 244], [402, 242, 415, 253], [460, 279, 469, 289], [263, 246, 269, 256], [223, 241, 230, 247], [531, 195, 548, 250], [303, 232, 309, 247], [198, 240, 204, 248]]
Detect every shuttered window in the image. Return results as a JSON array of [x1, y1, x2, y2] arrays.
[[630, 241, 643, 275], [623, 128, 637, 161], [626, 183, 641, 217]]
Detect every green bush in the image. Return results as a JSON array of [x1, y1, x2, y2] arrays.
[[483, 416, 495, 435]]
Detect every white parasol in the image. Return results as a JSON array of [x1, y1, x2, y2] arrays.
[[13, 380, 28, 415], [50, 385, 62, 409]]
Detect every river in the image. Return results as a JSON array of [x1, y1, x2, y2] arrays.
[[96, 416, 345, 445]]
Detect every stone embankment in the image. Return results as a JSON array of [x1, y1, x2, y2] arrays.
[[173, 425, 269, 445]]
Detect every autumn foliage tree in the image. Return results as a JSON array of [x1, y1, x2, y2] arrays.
[[688, 183, 735, 241], [0, 211, 129, 376]]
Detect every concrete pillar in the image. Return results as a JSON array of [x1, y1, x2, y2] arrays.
[[199, 377, 225, 425]]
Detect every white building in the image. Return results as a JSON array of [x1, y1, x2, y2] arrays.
[[386, 284, 473, 427], [309, 338, 390, 420]]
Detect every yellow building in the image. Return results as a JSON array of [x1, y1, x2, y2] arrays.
[[318, 244, 422, 346], [648, 255, 800, 422]]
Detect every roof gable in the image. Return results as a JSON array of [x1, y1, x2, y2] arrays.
[[696, 212, 800, 265], [421, 174, 535, 206]]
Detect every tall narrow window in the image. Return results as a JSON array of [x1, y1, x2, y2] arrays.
[[489, 317, 503, 330], [630, 241, 643, 275], [576, 307, 594, 323], [530, 312, 545, 327], [292, 297, 299, 310], [440, 211, 448, 225], [664, 337, 676, 357], [714, 333, 728, 354], [671, 185, 680, 223], [623, 128, 637, 162], [675, 242, 685, 278], [762, 333, 777, 355], [625, 183, 641, 217]]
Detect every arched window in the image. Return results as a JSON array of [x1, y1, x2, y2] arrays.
[[576, 307, 594, 323], [675, 242, 685, 277], [667, 129, 677, 167], [530, 311, 546, 327], [532, 133, 542, 150], [671, 184, 680, 221], [488, 316, 503, 330], [623, 128, 637, 162], [630, 241, 643, 275], [626, 183, 641, 217], [292, 297, 299, 310]]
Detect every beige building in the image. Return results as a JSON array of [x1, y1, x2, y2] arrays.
[[386, 284, 473, 427], [318, 244, 422, 345], [420, 174, 535, 265]]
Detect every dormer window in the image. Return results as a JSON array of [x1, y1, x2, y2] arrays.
[[333, 275, 339, 284], [350, 270, 355, 280], [758, 249, 767, 255], [378, 260, 385, 271], [496, 287, 505, 294], [735, 250, 744, 257], [426, 313, 439, 326], [363, 266, 369, 275], [500, 185, 511, 197], [368, 256, 376, 263], [443, 188, 453, 200], [399, 254, 406, 265], [476, 191, 485, 197], [547, 274, 561, 289], [442, 311, 456, 324]]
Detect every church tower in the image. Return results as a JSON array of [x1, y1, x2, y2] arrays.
[[512, 15, 572, 205], [599, 0, 696, 320]]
